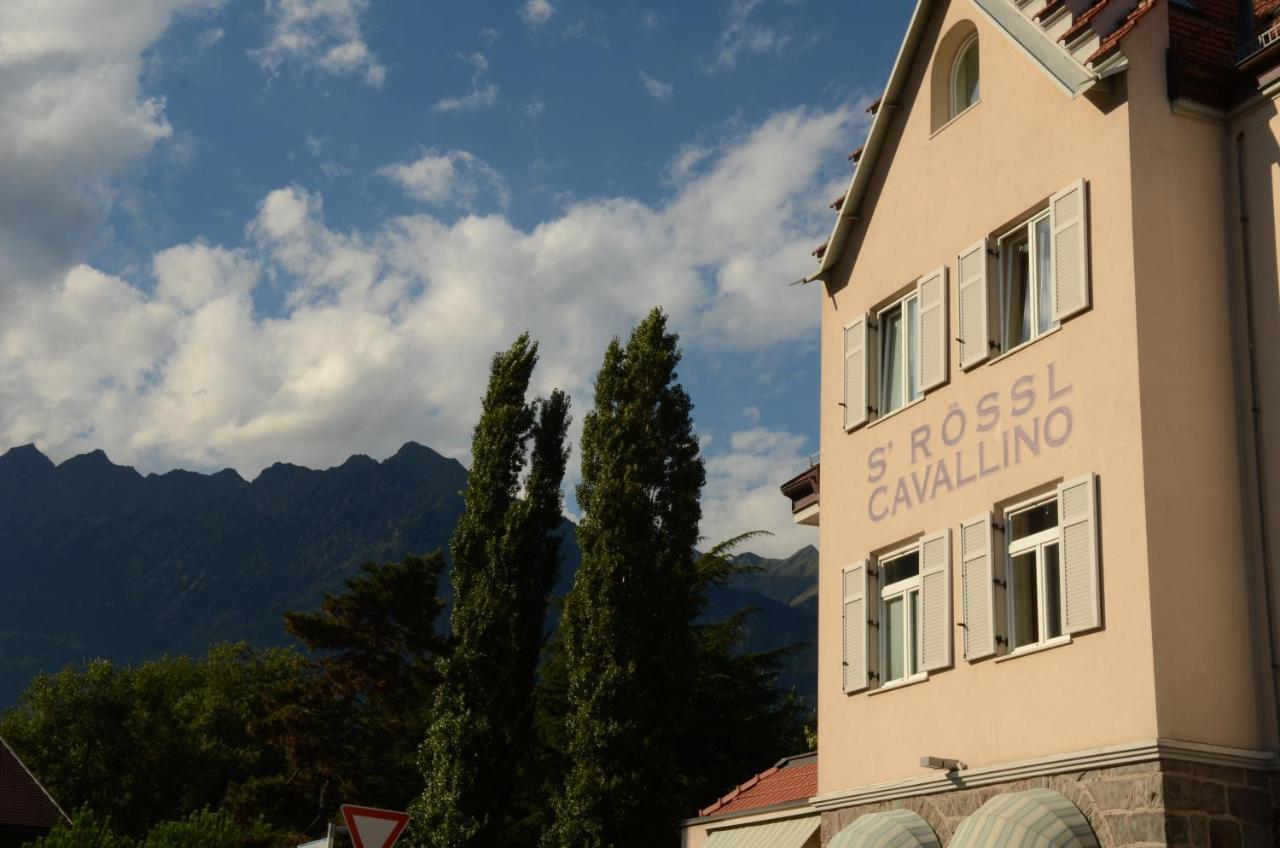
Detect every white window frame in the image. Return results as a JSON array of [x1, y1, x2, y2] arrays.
[[949, 33, 980, 119], [876, 291, 921, 418], [1003, 493, 1067, 653], [879, 544, 925, 685], [996, 210, 1058, 355]]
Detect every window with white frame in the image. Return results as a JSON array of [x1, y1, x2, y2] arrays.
[[956, 179, 1092, 370], [1005, 496, 1063, 650], [842, 267, 947, 431], [998, 211, 1055, 353], [950, 34, 980, 119], [880, 546, 923, 683], [842, 530, 952, 694], [959, 475, 1102, 663], [878, 292, 921, 417]]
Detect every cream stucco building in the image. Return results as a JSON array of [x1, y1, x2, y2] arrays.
[[758, 0, 1280, 846]]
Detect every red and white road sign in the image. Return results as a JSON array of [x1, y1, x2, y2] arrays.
[[340, 805, 410, 848]]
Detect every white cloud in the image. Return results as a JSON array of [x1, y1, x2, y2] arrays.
[[702, 427, 816, 557], [640, 72, 674, 101], [0, 105, 859, 552], [434, 52, 499, 113], [708, 0, 791, 72], [0, 0, 225, 281], [640, 10, 660, 31], [520, 0, 556, 28], [255, 0, 387, 88], [377, 150, 510, 210], [197, 27, 225, 50]]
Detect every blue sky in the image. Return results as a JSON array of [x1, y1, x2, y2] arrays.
[[0, 0, 912, 555]]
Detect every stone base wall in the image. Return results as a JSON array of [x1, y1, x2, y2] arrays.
[[820, 759, 1277, 847]]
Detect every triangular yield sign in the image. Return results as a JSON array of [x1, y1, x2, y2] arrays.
[[340, 804, 410, 848]]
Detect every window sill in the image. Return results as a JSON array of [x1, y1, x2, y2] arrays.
[[868, 673, 929, 695], [987, 323, 1062, 367], [930, 100, 981, 139], [994, 634, 1072, 663], [866, 395, 926, 430]]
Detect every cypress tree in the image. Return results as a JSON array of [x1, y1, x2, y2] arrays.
[[544, 308, 705, 848], [412, 334, 570, 848]]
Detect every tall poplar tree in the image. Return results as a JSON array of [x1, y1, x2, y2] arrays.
[[412, 334, 570, 848], [544, 308, 705, 848]]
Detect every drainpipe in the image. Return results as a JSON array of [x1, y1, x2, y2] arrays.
[[1235, 130, 1280, 742]]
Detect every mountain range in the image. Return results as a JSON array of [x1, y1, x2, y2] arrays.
[[0, 443, 817, 705]]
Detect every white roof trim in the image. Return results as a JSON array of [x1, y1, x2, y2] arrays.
[[811, 0, 1102, 281]]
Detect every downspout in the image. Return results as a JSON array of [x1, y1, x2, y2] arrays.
[[1235, 130, 1280, 742]]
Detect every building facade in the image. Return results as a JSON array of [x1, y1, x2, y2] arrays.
[[780, 0, 1280, 845]]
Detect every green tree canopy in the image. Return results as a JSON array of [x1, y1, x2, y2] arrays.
[[413, 334, 570, 848], [545, 308, 706, 848], [0, 645, 301, 840]]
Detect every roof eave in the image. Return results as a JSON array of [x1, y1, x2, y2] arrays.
[[814, 0, 1102, 281]]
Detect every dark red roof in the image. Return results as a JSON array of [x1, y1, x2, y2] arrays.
[[0, 738, 67, 831], [698, 753, 818, 817]]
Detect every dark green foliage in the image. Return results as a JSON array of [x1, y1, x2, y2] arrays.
[[677, 536, 812, 810], [28, 807, 289, 848], [413, 335, 570, 848], [545, 309, 706, 848], [0, 646, 302, 840], [243, 554, 448, 829]]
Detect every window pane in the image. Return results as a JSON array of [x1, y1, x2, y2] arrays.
[[880, 306, 904, 414], [906, 295, 920, 402], [1044, 543, 1062, 639], [963, 43, 979, 106], [953, 40, 979, 114], [884, 596, 905, 682], [909, 589, 921, 676], [1036, 216, 1053, 334], [882, 550, 920, 587], [1010, 551, 1039, 649], [1002, 230, 1031, 349], [1009, 500, 1058, 541]]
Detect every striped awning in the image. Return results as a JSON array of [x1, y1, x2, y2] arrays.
[[829, 809, 941, 848], [949, 788, 1100, 848], [704, 815, 819, 848]]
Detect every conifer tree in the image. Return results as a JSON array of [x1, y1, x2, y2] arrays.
[[544, 308, 705, 848], [412, 334, 570, 848]]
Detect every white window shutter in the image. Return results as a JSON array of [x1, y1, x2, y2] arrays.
[[843, 315, 869, 431], [1059, 473, 1101, 634], [920, 528, 952, 672], [957, 239, 990, 369], [1051, 179, 1090, 322], [842, 560, 871, 692], [960, 512, 996, 661], [917, 266, 948, 392]]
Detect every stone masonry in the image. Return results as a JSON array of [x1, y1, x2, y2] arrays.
[[820, 759, 1278, 847]]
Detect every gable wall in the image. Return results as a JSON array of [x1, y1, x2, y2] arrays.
[[816, 0, 1154, 794]]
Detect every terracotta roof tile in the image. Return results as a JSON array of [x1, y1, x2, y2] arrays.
[[848, 145, 864, 163], [1059, 0, 1112, 44], [865, 96, 882, 115], [830, 194, 846, 211], [812, 241, 828, 259], [698, 754, 818, 818], [1087, 0, 1159, 64], [0, 738, 67, 831]]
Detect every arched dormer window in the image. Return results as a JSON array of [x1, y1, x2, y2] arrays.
[[931, 22, 979, 132], [950, 34, 980, 118]]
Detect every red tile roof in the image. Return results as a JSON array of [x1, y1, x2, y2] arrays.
[[698, 753, 818, 818], [1087, 0, 1158, 65], [0, 738, 68, 832]]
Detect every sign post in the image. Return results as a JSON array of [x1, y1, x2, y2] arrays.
[[339, 805, 410, 848]]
